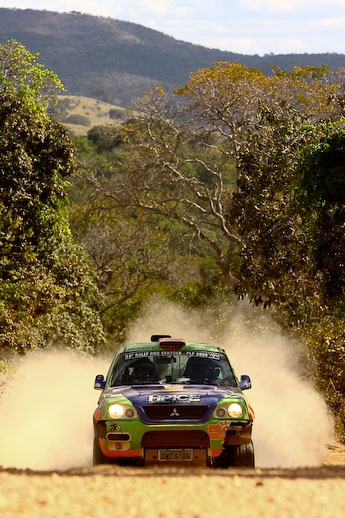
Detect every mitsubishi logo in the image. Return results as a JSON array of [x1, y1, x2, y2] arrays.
[[170, 407, 180, 417]]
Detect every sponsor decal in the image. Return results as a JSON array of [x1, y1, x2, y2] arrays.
[[148, 386, 205, 393], [125, 351, 220, 360], [208, 421, 231, 440], [148, 394, 202, 403]]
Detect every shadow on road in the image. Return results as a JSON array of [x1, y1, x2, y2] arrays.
[[1, 464, 344, 480]]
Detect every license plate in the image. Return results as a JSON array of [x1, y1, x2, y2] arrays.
[[158, 449, 193, 461]]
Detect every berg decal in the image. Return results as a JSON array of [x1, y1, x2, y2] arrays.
[[148, 394, 202, 403]]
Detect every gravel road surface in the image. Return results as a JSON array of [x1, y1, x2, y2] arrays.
[[0, 440, 344, 518]]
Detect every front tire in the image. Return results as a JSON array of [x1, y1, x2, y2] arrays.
[[93, 437, 114, 465], [226, 441, 255, 468]]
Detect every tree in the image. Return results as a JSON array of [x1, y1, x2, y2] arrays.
[[69, 160, 193, 342], [0, 41, 104, 353], [297, 124, 345, 307], [0, 39, 64, 116], [94, 64, 345, 296]]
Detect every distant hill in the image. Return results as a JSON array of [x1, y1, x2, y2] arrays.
[[1, 7, 345, 106]]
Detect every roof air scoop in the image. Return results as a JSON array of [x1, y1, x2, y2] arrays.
[[158, 338, 186, 349]]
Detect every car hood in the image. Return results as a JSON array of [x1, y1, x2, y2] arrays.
[[102, 384, 245, 423], [104, 384, 243, 399]]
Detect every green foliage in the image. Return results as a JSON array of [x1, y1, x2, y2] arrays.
[[296, 124, 345, 307], [87, 125, 123, 152], [0, 41, 103, 355], [0, 39, 64, 117], [0, 87, 75, 282], [229, 101, 310, 315], [299, 124, 345, 207]]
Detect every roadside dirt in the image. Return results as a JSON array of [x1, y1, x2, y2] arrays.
[[0, 439, 344, 518]]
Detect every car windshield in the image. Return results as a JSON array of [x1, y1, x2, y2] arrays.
[[109, 350, 237, 387]]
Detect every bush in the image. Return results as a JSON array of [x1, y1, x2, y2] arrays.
[[87, 125, 122, 151], [66, 114, 90, 126], [109, 108, 124, 120]]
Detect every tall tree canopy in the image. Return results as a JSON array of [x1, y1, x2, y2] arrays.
[[93, 63, 345, 310]]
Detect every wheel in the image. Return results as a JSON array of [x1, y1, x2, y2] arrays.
[[226, 441, 255, 468], [93, 436, 114, 465]]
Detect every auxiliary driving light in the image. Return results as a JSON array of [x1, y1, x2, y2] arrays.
[[125, 407, 135, 418], [215, 407, 227, 418]]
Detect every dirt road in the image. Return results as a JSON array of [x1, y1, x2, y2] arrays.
[[0, 440, 344, 518]]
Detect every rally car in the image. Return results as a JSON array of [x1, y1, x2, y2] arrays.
[[93, 335, 255, 467]]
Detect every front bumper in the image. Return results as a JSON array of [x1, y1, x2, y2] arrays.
[[94, 417, 252, 461]]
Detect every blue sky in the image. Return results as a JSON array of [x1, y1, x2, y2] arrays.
[[1, 0, 345, 56]]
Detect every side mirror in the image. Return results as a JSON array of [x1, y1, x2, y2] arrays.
[[239, 374, 252, 390], [94, 374, 106, 390]]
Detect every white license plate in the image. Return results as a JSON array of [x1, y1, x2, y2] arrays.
[[158, 449, 193, 461]]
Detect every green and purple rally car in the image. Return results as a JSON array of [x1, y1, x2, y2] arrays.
[[93, 335, 255, 467]]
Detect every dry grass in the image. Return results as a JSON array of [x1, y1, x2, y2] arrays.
[[56, 95, 126, 136]]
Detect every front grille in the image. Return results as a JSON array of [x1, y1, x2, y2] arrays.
[[142, 405, 208, 420], [142, 430, 210, 448]]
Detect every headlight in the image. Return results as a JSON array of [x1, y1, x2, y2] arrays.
[[107, 403, 137, 419], [108, 404, 125, 418], [227, 403, 243, 418]]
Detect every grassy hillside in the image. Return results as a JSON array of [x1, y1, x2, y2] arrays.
[[52, 95, 126, 135], [1, 8, 345, 106]]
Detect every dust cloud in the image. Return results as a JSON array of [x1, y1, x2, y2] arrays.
[[0, 299, 333, 470], [127, 299, 334, 468], [225, 322, 333, 467], [0, 351, 109, 470]]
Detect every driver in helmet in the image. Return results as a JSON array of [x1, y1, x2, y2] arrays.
[[131, 359, 158, 382]]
